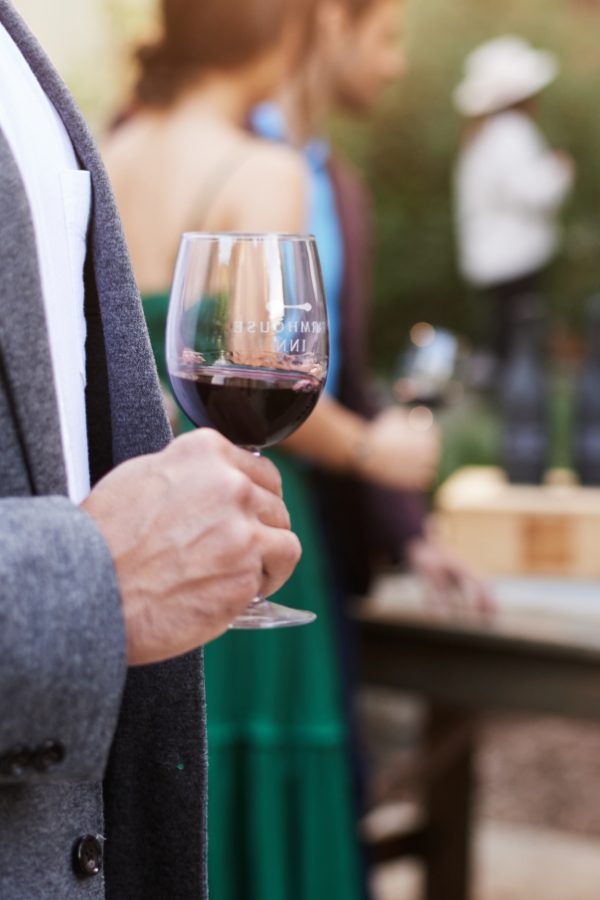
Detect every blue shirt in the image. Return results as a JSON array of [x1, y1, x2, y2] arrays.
[[251, 103, 344, 397]]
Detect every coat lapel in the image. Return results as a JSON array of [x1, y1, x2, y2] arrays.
[[0, 16, 207, 898], [0, 0, 171, 478], [0, 128, 67, 495]]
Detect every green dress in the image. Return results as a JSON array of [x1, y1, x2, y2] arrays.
[[143, 293, 363, 900]]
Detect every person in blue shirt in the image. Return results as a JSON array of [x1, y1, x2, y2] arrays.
[[252, 102, 345, 398], [253, 0, 488, 606]]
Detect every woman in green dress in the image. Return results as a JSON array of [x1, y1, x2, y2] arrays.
[[144, 299, 363, 900], [105, 2, 368, 897]]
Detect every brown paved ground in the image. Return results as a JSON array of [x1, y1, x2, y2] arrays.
[[478, 714, 600, 836], [361, 691, 600, 836], [362, 691, 600, 898], [373, 822, 600, 900]]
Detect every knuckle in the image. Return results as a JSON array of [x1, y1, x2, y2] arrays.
[[196, 426, 222, 447], [233, 569, 262, 602], [187, 426, 227, 457], [267, 496, 291, 530], [290, 534, 302, 566], [225, 469, 253, 505], [219, 569, 261, 614], [262, 459, 283, 495], [227, 517, 254, 554], [282, 531, 302, 567], [279, 503, 292, 531], [169, 430, 199, 454], [290, 528, 302, 554]]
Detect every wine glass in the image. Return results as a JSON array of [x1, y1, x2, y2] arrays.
[[166, 232, 329, 629]]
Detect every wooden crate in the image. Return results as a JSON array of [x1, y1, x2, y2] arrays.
[[435, 467, 600, 578]]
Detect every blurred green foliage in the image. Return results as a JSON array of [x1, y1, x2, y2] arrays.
[[60, 0, 156, 131], [332, 0, 600, 374]]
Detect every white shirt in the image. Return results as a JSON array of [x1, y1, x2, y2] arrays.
[[0, 23, 91, 502], [454, 111, 573, 288]]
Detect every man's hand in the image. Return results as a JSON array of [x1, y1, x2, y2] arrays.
[[81, 429, 301, 665]]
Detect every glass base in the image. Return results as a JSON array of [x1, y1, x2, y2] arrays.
[[229, 598, 317, 630]]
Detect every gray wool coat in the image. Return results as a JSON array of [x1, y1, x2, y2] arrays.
[[0, 3, 208, 898]]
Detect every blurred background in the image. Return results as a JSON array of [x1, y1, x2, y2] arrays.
[[14, 1, 600, 898], [19, 0, 600, 483], [16, 0, 600, 362]]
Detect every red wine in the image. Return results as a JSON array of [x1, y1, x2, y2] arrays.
[[170, 364, 322, 449]]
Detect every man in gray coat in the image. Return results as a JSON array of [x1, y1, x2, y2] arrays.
[[0, 3, 300, 897]]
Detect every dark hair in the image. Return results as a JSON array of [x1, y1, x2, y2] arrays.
[[134, 0, 311, 107]]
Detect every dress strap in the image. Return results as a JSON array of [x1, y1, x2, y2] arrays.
[[192, 149, 257, 228]]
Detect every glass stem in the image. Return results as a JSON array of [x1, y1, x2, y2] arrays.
[[250, 448, 263, 606]]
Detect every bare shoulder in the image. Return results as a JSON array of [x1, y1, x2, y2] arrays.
[[244, 139, 308, 186], [232, 138, 310, 233], [104, 113, 176, 182]]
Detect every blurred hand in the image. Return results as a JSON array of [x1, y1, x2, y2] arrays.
[[356, 406, 440, 491], [405, 535, 494, 616], [82, 429, 301, 665]]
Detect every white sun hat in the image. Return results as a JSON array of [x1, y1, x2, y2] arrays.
[[453, 36, 559, 117]]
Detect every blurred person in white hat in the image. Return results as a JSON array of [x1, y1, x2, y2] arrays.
[[453, 36, 574, 360]]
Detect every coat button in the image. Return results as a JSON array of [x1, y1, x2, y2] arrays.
[[0, 745, 31, 778], [73, 835, 103, 878], [32, 740, 66, 773]]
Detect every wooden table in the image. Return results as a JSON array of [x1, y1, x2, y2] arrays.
[[355, 575, 600, 900]]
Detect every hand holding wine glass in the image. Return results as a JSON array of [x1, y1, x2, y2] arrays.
[[82, 429, 302, 662], [166, 233, 329, 629]]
